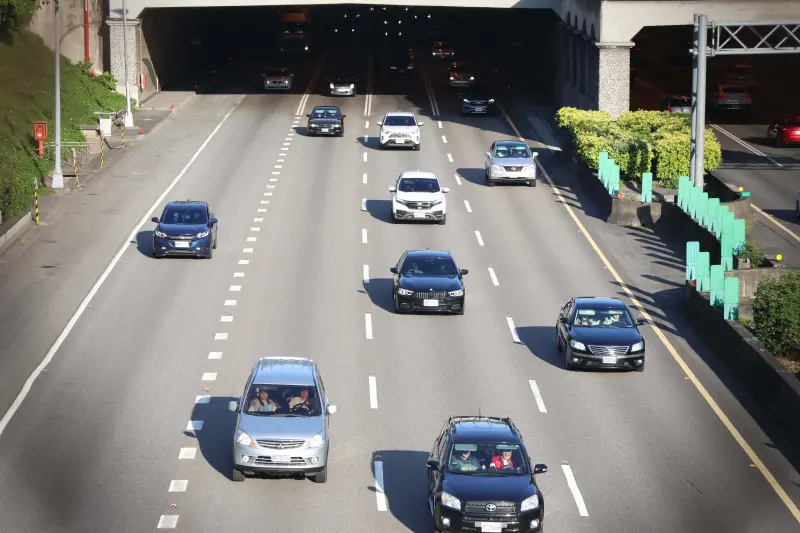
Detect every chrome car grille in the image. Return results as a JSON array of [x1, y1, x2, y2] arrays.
[[256, 439, 305, 449], [253, 456, 306, 466], [168, 234, 195, 240], [404, 201, 434, 210], [588, 345, 629, 356], [389, 132, 412, 138], [413, 291, 448, 299], [464, 501, 516, 515], [468, 100, 487, 105], [504, 166, 524, 171]]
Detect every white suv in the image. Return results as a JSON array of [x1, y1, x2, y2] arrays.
[[389, 171, 449, 224], [377, 112, 423, 150]]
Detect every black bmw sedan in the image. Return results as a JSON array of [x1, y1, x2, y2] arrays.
[[556, 297, 648, 371], [306, 105, 346, 136], [390, 249, 467, 315]]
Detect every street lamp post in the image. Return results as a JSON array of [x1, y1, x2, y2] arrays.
[[52, 0, 64, 189], [122, 0, 134, 128]]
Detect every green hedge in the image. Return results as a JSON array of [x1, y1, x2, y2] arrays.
[[752, 272, 800, 357], [556, 107, 722, 188]]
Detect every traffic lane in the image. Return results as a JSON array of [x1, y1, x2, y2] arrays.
[[435, 105, 800, 529], [310, 46, 370, 97], [0, 94, 295, 532], [0, 94, 243, 419], [170, 88, 386, 532]]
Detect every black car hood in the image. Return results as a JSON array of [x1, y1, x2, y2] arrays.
[[398, 275, 462, 292], [570, 326, 642, 344], [158, 223, 209, 235], [309, 118, 342, 126], [443, 472, 536, 502]]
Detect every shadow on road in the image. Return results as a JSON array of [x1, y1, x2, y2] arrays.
[[370, 450, 431, 533], [185, 396, 238, 481], [363, 278, 395, 313], [365, 199, 393, 224]]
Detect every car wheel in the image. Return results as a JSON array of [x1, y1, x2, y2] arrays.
[[438, 214, 446, 225], [379, 143, 386, 150], [635, 362, 645, 373], [205, 247, 213, 259], [413, 144, 421, 151], [565, 351, 575, 371], [212, 235, 217, 250], [528, 179, 537, 187], [394, 293, 407, 314], [777, 136, 785, 148], [455, 302, 464, 315], [487, 179, 495, 187], [796, 199, 800, 219], [555, 328, 562, 352], [232, 468, 245, 482], [312, 467, 328, 483]]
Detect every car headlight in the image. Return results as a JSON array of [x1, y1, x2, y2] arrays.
[[306, 433, 324, 448], [469, 76, 474, 80], [463, 98, 469, 102], [430, 198, 442, 206], [488, 98, 495, 103], [631, 341, 644, 352], [397, 288, 413, 296], [520, 494, 540, 512], [237, 430, 255, 448], [448, 290, 464, 297], [450, 76, 454, 80], [349, 84, 355, 89], [440, 492, 461, 510], [491, 164, 504, 172], [304, 46, 309, 51], [197, 231, 210, 238], [570, 339, 586, 351], [330, 83, 334, 89], [395, 198, 408, 206], [155, 229, 167, 238], [523, 164, 535, 171]]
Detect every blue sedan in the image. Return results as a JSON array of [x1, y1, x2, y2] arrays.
[[151, 200, 218, 259]]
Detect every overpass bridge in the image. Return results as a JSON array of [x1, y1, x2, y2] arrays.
[[107, 0, 800, 116]]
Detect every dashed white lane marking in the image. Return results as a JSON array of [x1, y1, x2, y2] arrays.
[[361, 198, 367, 211], [283, 142, 291, 146], [267, 185, 275, 189], [169, 480, 188, 492], [229, 286, 242, 292], [528, 380, 547, 413], [238, 259, 249, 265], [220, 316, 233, 322], [488, 267, 499, 286], [288, 132, 295, 136], [474, 230, 484, 246], [365, 312, 373, 340], [506, 315, 521, 344], [274, 165, 282, 169], [208, 352, 223, 360], [464, 200, 472, 213], [362, 228, 368, 244], [233, 272, 245, 278], [368, 375, 378, 409], [254, 217, 264, 222], [265, 192, 273, 196], [562, 464, 589, 516], [243, 247, 254, 252], [195, 395, 210, 404], [178, 447, 197, 459], [362, 173, 368, 184], [438, 120, 443, 128], [260, 200, 269, 204], [214, 333, 228, 340], [250, 227, 261, 232], [202, 372, 217, 381], [257, 208, 266, 213], [269, 178, 278, 182], [365, 120, 369, 128], [363, 152, 368, 162], [224, 300, 236, 306], [454, 174, 462, 185], [247, 236, 258, 242], [277, 159, 285, 162], [442, 135, 448, 144], [284, 137, 291, 141], [447, 153, 453, 163], [272, 171, 280, 175], [374, 460, 387, 511], [365, 135, 369, 142], [363, 264, 370, 283], [157, 515, 179, 529], [186, 420, 203, 431]]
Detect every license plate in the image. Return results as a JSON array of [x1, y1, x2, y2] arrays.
[[602, 356, 617, 364], [413, 212, 426, 218], [480, 523, 503, 533], [173, 241, 190, 248], [396, 138, 407, 143], [271, 455, 291, 463], [423, 299, 439, 307], [321, 128, 329, 132]]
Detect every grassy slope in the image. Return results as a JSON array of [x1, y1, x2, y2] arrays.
[[0, 29, 129, 217]]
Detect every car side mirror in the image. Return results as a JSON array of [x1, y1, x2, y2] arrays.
[[533, 463, 547, 474], [459, 268, 469, 275], [342, 114, 347, 118], [390, 266, 398, 274], [326, 404, 338, 415], [559, 316, 568, 323], [636, 318, 648, 326], [209, 217, 218, 226], [151, 216, 159, 223], [306, 113, 311, 117], [443, 187, 450, 193], [532, 151, 539, 158], [427, 459, 441, 470], [228, 400, 239, 413], [418, 122, 425, 126], [389, 186, 396, 192], [376, 121, 382, 126], [485, 152, 491, 158]]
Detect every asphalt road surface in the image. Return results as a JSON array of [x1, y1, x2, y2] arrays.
[[0, 48, 799, 533]]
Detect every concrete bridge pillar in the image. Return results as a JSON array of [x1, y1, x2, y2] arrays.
[[595, 42, 632, 119], [106, 18, 141, 106]]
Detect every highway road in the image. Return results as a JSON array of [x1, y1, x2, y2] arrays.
[[0, 46, 799, 533]]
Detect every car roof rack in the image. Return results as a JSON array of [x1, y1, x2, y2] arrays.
[[449, 415, 510, 426]]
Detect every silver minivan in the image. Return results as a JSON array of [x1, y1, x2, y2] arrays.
[[229, 357, 337, 483]]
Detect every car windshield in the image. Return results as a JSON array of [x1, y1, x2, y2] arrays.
[[267, 69, 288, 77], [245, 384, 321, 416], [383, 115, 416, 127], [494, 143, 531, 158], [161, 205, 207, 225], [572, 307, 634, 328], [398, 178, 440, 193], [447, 442, 529, 475], [333, 76, 354, 83], [310, 107, 341, 119], [781, 116, 800, 126], [466, 87, 490, 99], [450, 65, 472, 74], [400, 255, 458, 276], [720, 85, 747, 95], [730, 66, 754, 74], [671, 97, 690, 105]]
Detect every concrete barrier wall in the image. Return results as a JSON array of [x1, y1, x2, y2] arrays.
[[725, 268, 800, 299], [29, 0, 106, 73]]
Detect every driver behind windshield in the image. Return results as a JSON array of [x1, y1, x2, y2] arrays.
[[449, 445, 482, 472]]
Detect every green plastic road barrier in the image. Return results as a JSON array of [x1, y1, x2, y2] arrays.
[[733, 218, 746, 255], [723, 276, 740, 320], [721, 233, 733, 271], [603, 160, 614, 188], [715, 205, 729, 239], [698, 192, 709, 227], [710, 265, 724, 306], [697, 251, 711, 291], [609, 167, 620, 196], [721, 210, 734, 240], [689, 186, 700, 220], [707, 197, 720, 232], [641, 172, 653, 203], [678, 176, 690, 210], [598, 152, 608, 182], [686, 241, 700, 280]]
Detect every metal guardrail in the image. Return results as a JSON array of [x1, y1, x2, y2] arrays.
[[44, 142, 91, 173]]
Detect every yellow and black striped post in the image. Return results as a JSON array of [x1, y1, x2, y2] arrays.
[[33, 178, 40, 225], [72, 149, 79, 187], [100, 137, 105, 168], [121, 121, 125, 149]]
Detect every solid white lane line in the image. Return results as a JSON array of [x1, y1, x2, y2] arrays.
[[295, 58, 324, 116], [454, 174, 462, 185], [220, 316, 233, 322], [488, 267, 499, 286], [229, 286, 241, 292], [506, 316, 521, 344], [438, 121, 443, 128], [233, 272, 245, 278], [363, 152, 368, 162], [208, 352, 223, 360], [169, 480, 188, 492], [562, 464, 589, 516], [374, 460, 388, 511], [157, 515, 179, 529], [442, 135, 448, 144], [464, 200, 472, 213], [243, 247, 254, 252], [710, 124, 783, 167], [365, 120, 369, 128], [238, 259, 249, 265], [365, 312, 373, 339], [528, 380, 547, 413], [363, 264, 370, 283], [362, 228, 368, 244], [0, 94, 247, 437], [368, 375, 378, 409], [474, 230, 484, 246], [224, 300, 236, 306], [202, 372, 217, 381], [363, 173, 368, 184], [361, 198, 367, 211], [178, 447, 197, 459], [186, 420, 203, 431], [214, 333, 228, 340], [447, 153, 453, 163], [250, 227, 261, 232], [195, 395, 210, 404]]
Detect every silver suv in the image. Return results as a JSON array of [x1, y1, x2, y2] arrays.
[[228, 357, 337, 483], [485, 140, 539, 187]]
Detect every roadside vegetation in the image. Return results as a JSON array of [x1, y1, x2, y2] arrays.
[[0, 5, 129, 218], [751, 273, 800, 376], [555, 108, 722, 189]]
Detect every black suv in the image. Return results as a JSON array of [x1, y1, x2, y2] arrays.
[[427, 416, 547, 532]]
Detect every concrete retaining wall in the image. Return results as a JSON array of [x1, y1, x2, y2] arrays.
[[29, 0, 105, 73], [725, 268, 800, 299]]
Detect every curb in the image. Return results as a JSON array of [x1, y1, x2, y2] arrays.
[[0, 213, 33, 256]]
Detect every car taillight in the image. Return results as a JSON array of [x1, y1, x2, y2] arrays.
[[743, 94, 750, 99], [667, 106, 672, 112], [715, 94, 728, 99]]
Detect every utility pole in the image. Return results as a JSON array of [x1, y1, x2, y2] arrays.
[[52, 0, 64, 189], [692, 13, 708, 187], [689, 14, 698, 184], [122, 0, 134, 128]]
